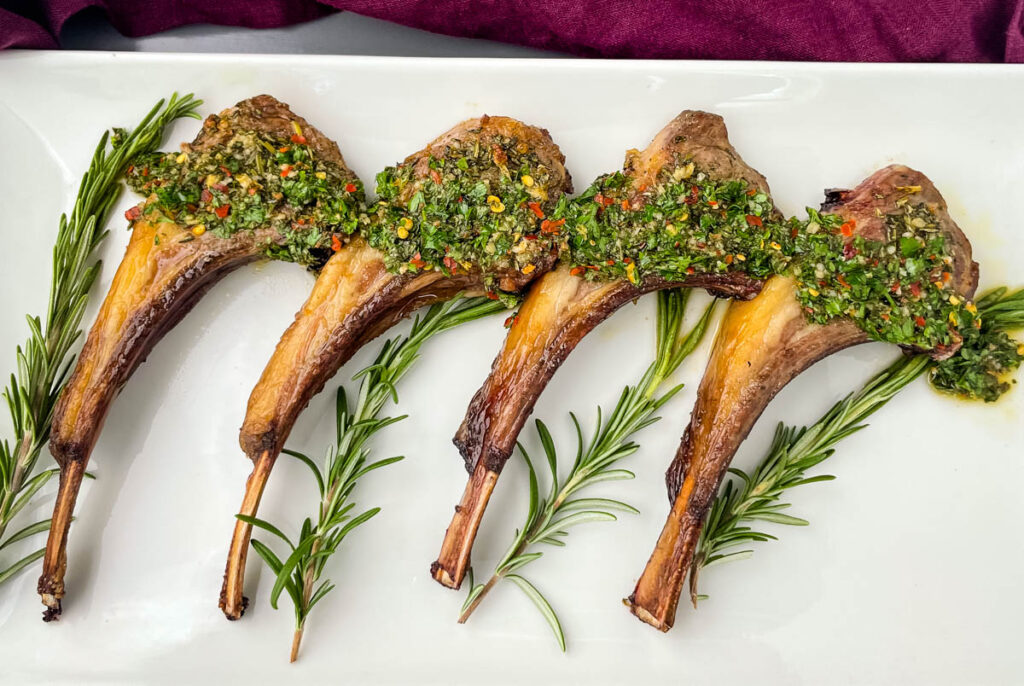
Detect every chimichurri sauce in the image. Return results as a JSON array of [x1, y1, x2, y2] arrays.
[[126, 126, 363, 269], [366, 133, 562, 292]]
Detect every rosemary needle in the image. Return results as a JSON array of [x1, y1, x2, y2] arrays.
[[0, 94, 202, 587], [238, 296, 508, 662], [458, 290, 717, 650]]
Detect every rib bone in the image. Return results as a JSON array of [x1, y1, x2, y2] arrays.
[[626, 165, 979, 631], [39, 95, 357, 620], [432, 111, 778, 590], [221, 116, 571, 619]]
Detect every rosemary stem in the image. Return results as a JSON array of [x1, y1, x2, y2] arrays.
[[290, 623, 304, 663], [457, 568, 505, 623], [0, 434, 35, 541]]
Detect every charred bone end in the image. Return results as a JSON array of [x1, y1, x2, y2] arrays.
[[624, 595, 672, 633], [431, 463, 498, 590]]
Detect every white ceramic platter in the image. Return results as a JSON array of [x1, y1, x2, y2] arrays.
[[0, 52, 1021, 685]]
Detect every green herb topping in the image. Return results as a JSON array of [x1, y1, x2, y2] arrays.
[[559, 158, 1018, 399], [929, 287, 1024, 401], [126, 126, 363, 268], [792, 204, 968, 351], [563, 160, 793, 285], [366, 134, 562, 291]]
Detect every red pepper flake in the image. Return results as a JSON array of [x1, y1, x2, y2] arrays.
[[709, 200, 719, 209], [485, 292, 499, 300], [745, 214, 763, 227], [540, 218, 565, 234], [278, 146, 290, 154], [880, 313, 890, 321], [914, 315, 927, 327], [215, 204, 231, 218], [124, 205, 142, 221], [126, 165, 134, 174], [569, 266, 586, 277], [621, 199, 630, 211], [606, 259, 616, 266], [836, 273, 851, 289], [840, 220, 856, 237], [344, 182, 357, 193], [430, 169, 442, 185], [409, 252, 426, 269], [290, 134, 307, 145], [587, 265, 600, 271], [623, 257, 633, 264], [527, 202, 545, 219], [746, 188, 757, 196], [219, 165, 233, 177], [280, 165, 292, 178], [503, 314, 519, 328], [941, 271, 951, 283], [331, 235, 342, 252], [686, 266, 695, 274], [142, 167, 149, 177], [524, 234, 538, 241], [724, 254, 734, 264]]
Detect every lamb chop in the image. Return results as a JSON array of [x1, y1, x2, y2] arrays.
[[432, 111, 796, 590], [38, 95, 363, 621], [626, 165, 979, 631], [220, 115, 572, 619]]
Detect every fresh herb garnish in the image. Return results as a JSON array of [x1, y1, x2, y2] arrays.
[[929, 287, 1024, 401], [0, 94, 202, 586], [127, 125, 362, 269], [689, 286, 1024, 602], [367, 133, 562, 289], [792, 205, 970, 352], [240, 296, 509, 662], [564, 165, 792, 284], [458, 290, 717, 650]]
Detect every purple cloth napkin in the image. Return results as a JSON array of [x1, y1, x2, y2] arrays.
[[3, 0, 1023, 61]]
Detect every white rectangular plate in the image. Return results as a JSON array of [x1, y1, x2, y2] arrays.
[[0, 52, 1022, 685]]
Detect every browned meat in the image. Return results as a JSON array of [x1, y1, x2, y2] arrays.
[[38, 95, 358, 621], [626, 165, 979, 632], [431, 111, 774, 590], [220, 116, 572, 619]]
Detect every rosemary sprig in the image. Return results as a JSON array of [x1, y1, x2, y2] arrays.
[[238, 296, 508, 662], [0, 94, 202, 586], [458, 290, 717, 650], [690, 286, 1024, 603]]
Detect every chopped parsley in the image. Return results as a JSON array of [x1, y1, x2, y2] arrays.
[[563, 160, 793, 284], [929, 288, 1024, 401], [126, 128, 362, 269], [792, 204, 966, 351], [365, 134, 562, 291]]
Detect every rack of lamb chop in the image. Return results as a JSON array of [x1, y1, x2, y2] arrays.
[[626, 165, 979, 631], [220, 115, 572, 619], [39, 95, 363, 621], [432, 111, 797, 590]]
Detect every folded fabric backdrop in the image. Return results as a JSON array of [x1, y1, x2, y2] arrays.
[[2, 0, 1023, 62]]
